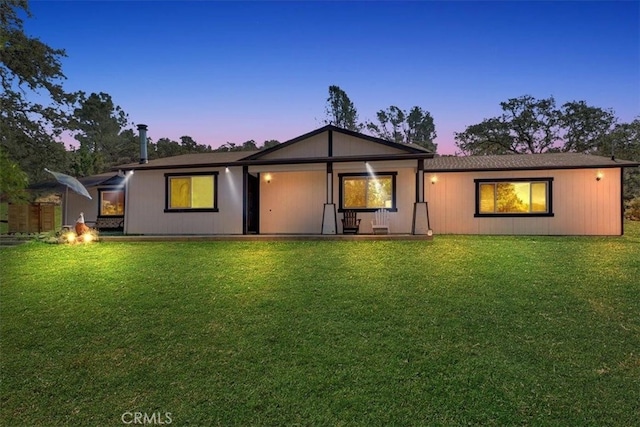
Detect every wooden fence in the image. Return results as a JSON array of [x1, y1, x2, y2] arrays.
[[7, 203, 57, 234]]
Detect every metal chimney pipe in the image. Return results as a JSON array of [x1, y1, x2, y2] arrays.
[[137, 124, 148, 164]]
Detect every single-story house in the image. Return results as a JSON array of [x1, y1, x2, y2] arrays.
[[65, 124, 639, 236]]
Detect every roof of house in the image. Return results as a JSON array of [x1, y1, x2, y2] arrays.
[[424, 153, 639, 172], [113, 125, 435, 171], [116, 151, 254, 170], [109, 124, 638, 173], [242, 124, 432, 160]]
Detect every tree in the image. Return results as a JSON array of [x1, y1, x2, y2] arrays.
[[69, 92, 133, 176], [240, 140, 258, 151], [149, 135, 212, 158], [179, 136, 197, 151], [366, 106, 405, 143], [262, 139, 280, 149], [455, 95, 636, 158], [324, 85, 362, 131], [0, 147, 28, 202], [1, 0, 73, 185], [181, 136, 212, 153], [214, 140, 261, 152], [455, 95, 640, 204], [455, 95, 561, 155], [151, 137, 183, 159], [602, 118, 640, 200], [453, 118, 514, 155], [366, 105, 437, 151], [560, 101, 616, 153]]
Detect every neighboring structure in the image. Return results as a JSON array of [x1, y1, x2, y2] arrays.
[[64, 125, 639, 236]]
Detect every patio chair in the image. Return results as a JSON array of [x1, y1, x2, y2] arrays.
[[371, 209, 390, 234], [341, 210, 361, 234]]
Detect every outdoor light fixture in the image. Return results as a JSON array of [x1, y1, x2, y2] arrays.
[[431, 175, 438, 184], [225, 167, 230, 173], [596, 171, 604, 181], [264, 173, 272, 183]]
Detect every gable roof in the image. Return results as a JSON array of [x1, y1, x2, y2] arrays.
[[112, 125, 435, 171], [241, 124, 431, 160], [424, 153, 639, 172]]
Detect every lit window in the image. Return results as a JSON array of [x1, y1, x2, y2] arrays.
[[100, 190, 124, 216], [475, 178, 553, 217], [165, 173, 218, 212], [339, 173, 397, 212]]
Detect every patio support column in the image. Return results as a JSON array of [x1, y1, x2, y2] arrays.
[[412, 159, 431, 236], [322, 162, 337, 234], [123, 173, 130, 235], [416, 159, 425, 203], [242, 165, 248, 235]]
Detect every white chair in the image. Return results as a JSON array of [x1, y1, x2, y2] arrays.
[[371, 209, 390, 234]]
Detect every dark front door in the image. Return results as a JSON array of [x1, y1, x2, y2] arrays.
[[247, 174, 259, 233]]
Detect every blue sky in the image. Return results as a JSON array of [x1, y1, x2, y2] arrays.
[[26, 1, 639, 154]]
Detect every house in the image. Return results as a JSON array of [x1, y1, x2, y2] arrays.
[[64, 125, 639, 236]]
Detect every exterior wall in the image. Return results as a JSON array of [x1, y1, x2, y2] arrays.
[[65, 187, 99, 225], [425, 168, 622, 235], [258, 131, 410, 160], [259, 170, 325, 233], [333, 161, 417, 234], [260, 132, 329, 159], [332, 133, 408, 156], [125, 166, 243, 235]]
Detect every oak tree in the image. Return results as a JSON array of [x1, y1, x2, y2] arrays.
[[0, 0, 73, 189]]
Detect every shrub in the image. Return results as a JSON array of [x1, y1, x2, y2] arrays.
[[625, 197, 640, 221]]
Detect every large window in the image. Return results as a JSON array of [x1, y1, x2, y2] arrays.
[[99, 190, 124, 216], [339, 172, 397, 212], [475, 178, 553, 217], [165, 172, 218, 212]]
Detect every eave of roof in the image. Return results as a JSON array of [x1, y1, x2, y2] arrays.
[[424, 153, 639, 172], [111, 150, 638, 173], [115, 152, 436, 171]]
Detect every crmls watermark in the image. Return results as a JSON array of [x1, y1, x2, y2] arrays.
[[121, 411, 172, 425]]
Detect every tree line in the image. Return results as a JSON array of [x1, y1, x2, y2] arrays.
[[321, 88, 639, 200], [1, 0, 638, 205]]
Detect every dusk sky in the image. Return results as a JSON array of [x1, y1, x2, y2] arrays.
[[26, 1, 639, 154]]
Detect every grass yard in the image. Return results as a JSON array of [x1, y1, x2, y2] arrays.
[[1, 225, 639, 426]]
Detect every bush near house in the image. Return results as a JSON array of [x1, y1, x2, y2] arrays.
[[1, 227, 639, 426], [625, 197, 640, 221]]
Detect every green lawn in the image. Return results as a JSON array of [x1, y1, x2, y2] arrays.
[[1, 225, 639, 426]]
